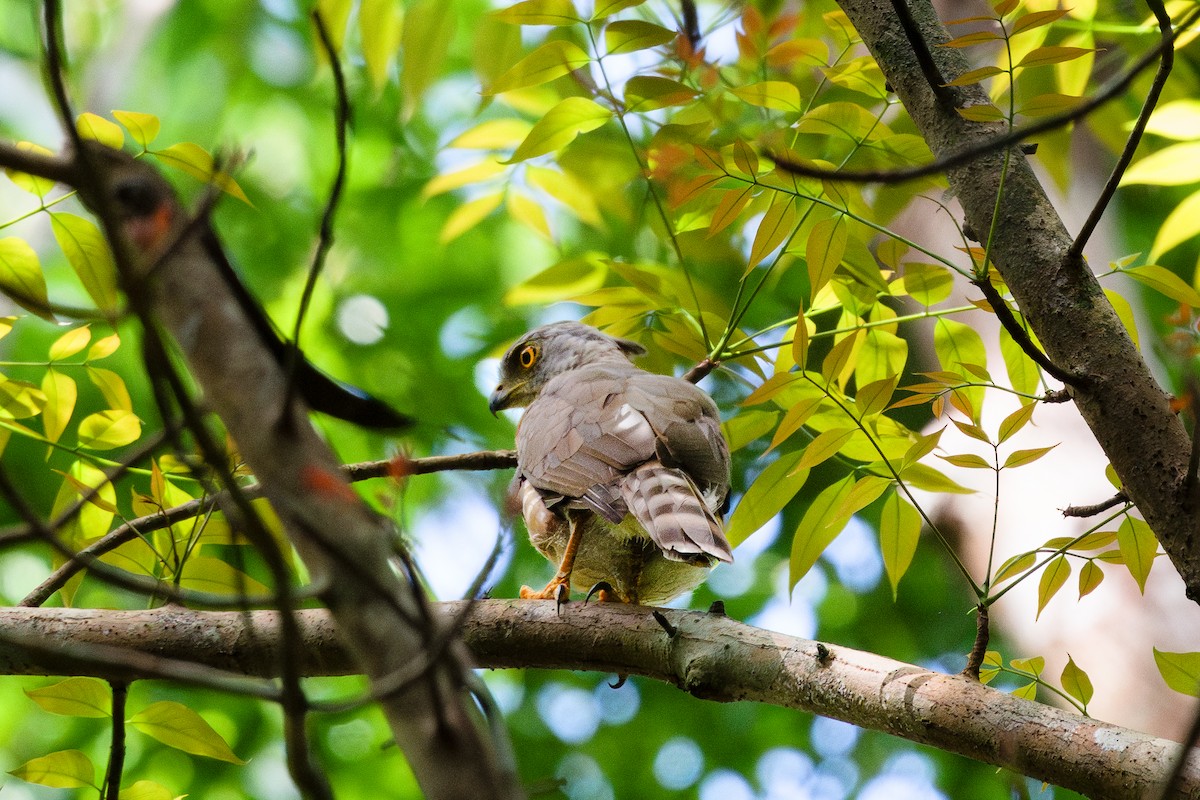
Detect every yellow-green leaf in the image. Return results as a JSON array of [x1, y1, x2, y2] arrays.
[[507, 96, 612, 162], [440, 191, 503, 243], [591, 0, 645, 19], [315, 0, 352, 52], [879, 490, 920, 599], [401, 0, 457, 118], [5, 142, 56, 196], [1121, 142, 1200, 187], [1150, 189, 1200, 261], [25, 677, 110, 718], [493, 0, 580, 25], [605, 20, 674, 54], [449, 119, 533, 149], [1060, 654, 1093, 706], [153, 143, 251, 205], [835, 475, 891, 521], [50, 213, 119, 313], [41, 368, 77, 445], [77, 409, 142, 449], [857, 374, 898, 417], [528, 166, 603, 227], [998, 402, 1036, 444], [1154, 649, 1200, 697], [179, 556, 271, 596], [999, 325, 1040, 396], [730, 81, 802, 112], [943, 65, 1003, 87], [1003, 444, 1056, 468], [359, 0, 403, 91], [1012, 682, 1037, 701], [793, 428, 857, 472], [933, 317, 986, 421], [957, 104, 1004, 123], [1078, 560, 1104, 597], [940, 452, 992, 469], [130, 701, 245, 763], [1125, 264, 1200, 307], [121, 780, 175, 800], [792, 304, 810, 367], [76, 112, 124, 148], [942, 30, 1002, 47], [9, 750, 95, 789], [1017, 46, 1096, 68], [1145, 99, 1200, 141], [0, 236, 51, 319], [789, 474, 855, 588], [86, 366, 133, 412], [807, 215, 846, 299], [422, 160, 507, 198], [857, 330, 907, 390], [727, 449, 809, 546], [112, 110, 161, 148], [747, 195, 797, 274], [486, 40, 591, 94], [0, 375, 48, 419], [506, 192, 552, 240], [707, 186, 754, 238], [895, 262, 952, 305], [979, 650, 1003, 684], [624, 76, 699, 112], [1117, 516, 1157, 593], [1017, 93, 1081, 118], [1036, 555, 1070, 618], [1010, 655, 1045, 677], [901, 427, 943, 469], [767, 395, 823, 452], [87, 332, 121, 361], [50, 326, 92, 361], [994, 551, 1035, 583]]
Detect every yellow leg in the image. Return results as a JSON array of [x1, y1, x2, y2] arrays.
[[521, 513, 583, 602]]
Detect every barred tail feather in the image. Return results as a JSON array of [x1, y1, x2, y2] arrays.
[[621, 464, 733, 565]]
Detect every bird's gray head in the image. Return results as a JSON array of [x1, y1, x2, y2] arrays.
[[488, 322, 646, 413]]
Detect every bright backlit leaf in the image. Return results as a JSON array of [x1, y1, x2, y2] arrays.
[[77, 409, 142, 449], [112, 110, 161, 148], [0, 236, 51, 319], [508, 97, 612, 162], [793, 428, 857, 471], [25, 677, 110, 718], [748, 194, 798, 274], [726, 449, 809, 546], [422, 160, 507, 198], [807, 215, 846, 299], [998, 402, 1036, 444], [790, 474, 855, 588], [1060, 655, 1093, 706], [360, 0, 403, 91], [153, 143, 252, 206], [9, 750, 95, 789], [493, 0, 579, 25], [1124, 264, 1200, 307], [401, 0, 457, 118], [121, 780, 175, 800], [440, 191, 503, 243], [1121, 142, 1200, 186], [1078, 560, 1104, 597], [86, 367, 133, 412], [76, 112, 124, 148], [486, 40, 591, 94], [1149, 189, 1200, 261], [605, 20, 674, 54], [591, 0, 645, 18], [1117, 516, 1157, 593], [1036, 555, 1070, 619], [130, 701, 246, 763], [730, 81, 803, 112], [87, 333, 120, 361], [4, 142, 56, 196], [879, 490, 921, 598], [1154, 649, 1200, 697], [50, 213, 119, 313], [994, 551, 1035, 584], [624, 76, 699, 111], [49, 326, 92, 361], [41, 368, 77, 445], [1003, 444, 1056, 469]]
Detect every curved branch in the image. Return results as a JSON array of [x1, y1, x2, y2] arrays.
[[0, 602, 1195, 800]]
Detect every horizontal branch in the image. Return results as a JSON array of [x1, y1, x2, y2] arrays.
[[2, 601, 1195, 800]]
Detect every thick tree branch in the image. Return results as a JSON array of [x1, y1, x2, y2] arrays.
[[1, 602, 1195, 800], [835, 0, 1200, 600]]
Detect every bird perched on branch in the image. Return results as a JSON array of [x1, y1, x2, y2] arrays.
[[489, 322, 733, 605]]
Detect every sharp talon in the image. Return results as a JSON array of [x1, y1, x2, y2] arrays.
[[585, 581, 615, 605], [609, 674, 628, 689], [554, 581, 570, 614], [651, 610, 678, 637]]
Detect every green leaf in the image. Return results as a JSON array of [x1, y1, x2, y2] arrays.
[[901, 427, 943, 469], [4, 142, 56, 196], [624, 76, 699, 111], [360, 0, 404, 91], [979, 650, 1002, 684], [9, 750, 95, 789], [86, 367, 134, 412], [112, 110, 161, 148], [998, 403, 1036, 444], [1036, 555, 1070, 619], [730, 81, 803, 112], [727, 449, 809, 546], [1149, 189, 1200, 261], [1121, 142, 1200, 187], [857, 374, 898, 417], [767, 395, 823, 452], [747, 194, 797, 273], [507, 192, 552, 239], [41, 368, 77, 445], [591, 0, 645, 18], [0, 375, 48, 419], [957, 104, 1004, 123], [121, 780, 175, 800], [806, 216, 846, 299], [899, 462, 973, 494], [605, 20, 674, 54], [879, 491, 920, 599], [1060, 654, 1093, 706], [486, 40, 591, 94], [0, 236, 51, 319], [1009, 655, 1044, 677], [1124, 264, 1200, 307], [835, 475, 892, 521], [941, 30, 1002, 47], [1145, 99, 1200, 141], [1011, 8, 1068, 35], [77, 409, 142, 449], [1078, 560, 1104, 597], [1017, 93, 1081, 118], [943, 65, 1003, 87], [994, 551, 1035, 583], [130, 701, 245, 763], [153, 143, 252, 205], [1012, 682, 1037, 701], [789, 474, 856, 588], [507, 97, 612, 162], [1154, 649, 1200, 697], [76, 112, 124, 148], [939, 452, 992, 469], [707, 186, 755, 238], [528, 166, 603, 227], [25, 677, 110, 718], [50, 325, 92, 360], [1003, 444, 1056, 469], [440, 191, 504, 243], [1017, 46, 1096, 68], [422, 159, 507, 198], [1116, 516, 1157, 593], [933, 317, 986, 420], [999, 325, 1040, 396], [449, 119, 533, 149], [50, 212, 120, 313], [400, 0, 457, 118], [493, 0, 580, 25], [179, 556, 271, 595], [794, 428, 857, 471]]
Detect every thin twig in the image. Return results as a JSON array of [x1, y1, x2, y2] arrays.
[[962, 604, 990, 680], [102, 681, 128, 800], [1067, 0, 1173, 264], [972, 277, 1081, 386], [770, 7, 1200, 185]]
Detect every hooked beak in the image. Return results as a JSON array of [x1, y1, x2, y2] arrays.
[[488, 384, 514, 415]]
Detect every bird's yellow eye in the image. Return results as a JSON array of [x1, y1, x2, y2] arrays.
[[519, 344, 539, 369]]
